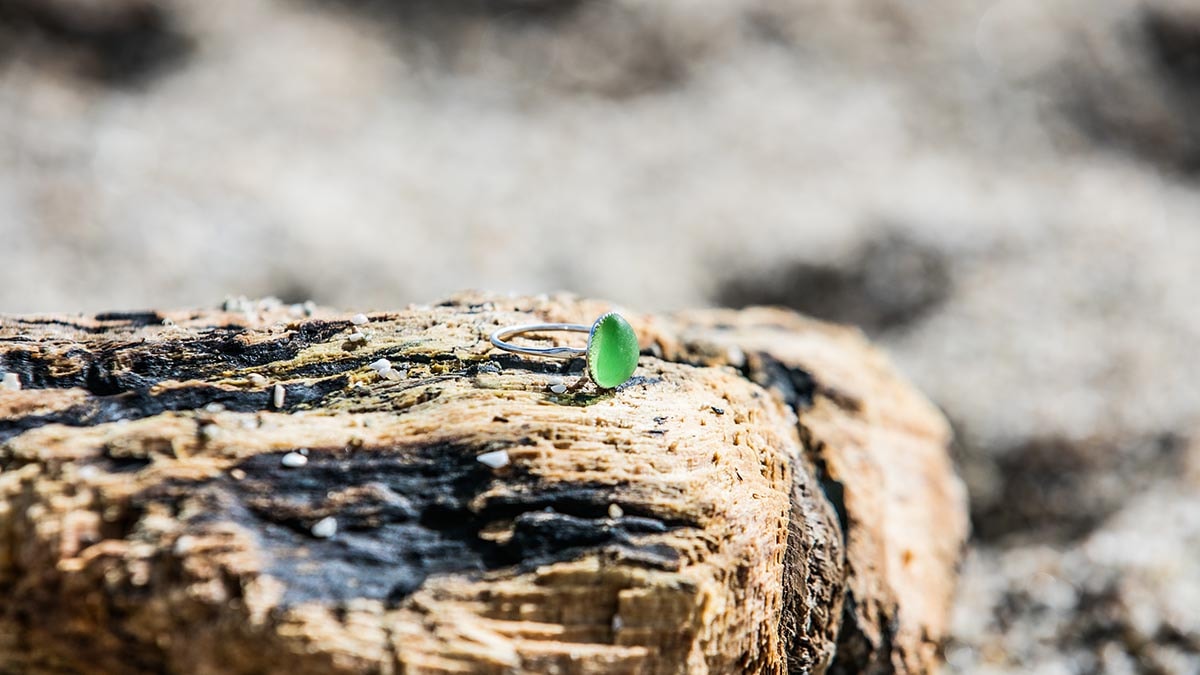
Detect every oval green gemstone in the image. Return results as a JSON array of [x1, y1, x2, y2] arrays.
[[587, 313, 639, 389]]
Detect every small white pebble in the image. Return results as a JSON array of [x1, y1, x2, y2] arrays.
[[368, 358, 391, 372], [203, 402, 225, 413], [247, 373, 268, 387], [380, 368, 405, 381], [298, 448, 309, 456], [348, 331, 368, 344], [725, 345, 746, 368], [608, 503, 624, 519], [174, 535, 195, 555], [476, 449, 510, 469], [1, 372, 19, 391], [281, 452, 307, 468], [230, 468, 247, 480], [311, 516, 337, 538], [272, 384, 286, 409], [199, 424, 222, 441], [549, 384, 567, 394], [350, 313, 369, 325], [78, 465, 100, 480]]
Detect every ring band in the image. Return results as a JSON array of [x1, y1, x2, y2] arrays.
[[488, 313, 641, 390], [489, 323, 590, 359]]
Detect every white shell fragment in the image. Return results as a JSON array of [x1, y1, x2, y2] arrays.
[[1, 372, 21, 391], [476, 449, 510, 469], [368, 358, 391, 372], [380, 368, 405, 381], [350, 313, 369, 325], [272, 384, 286, 409], [280, 452, 308, 468], [311, 516, 338, 538]]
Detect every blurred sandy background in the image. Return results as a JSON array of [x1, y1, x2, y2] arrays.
[[2, 0, 1200, 672]]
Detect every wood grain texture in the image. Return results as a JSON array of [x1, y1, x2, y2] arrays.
[[0, 293, 967, 674]]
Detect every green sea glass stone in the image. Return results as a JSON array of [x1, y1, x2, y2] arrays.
[[587, 313, 639, 389]]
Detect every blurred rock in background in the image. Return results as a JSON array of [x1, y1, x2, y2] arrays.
[[2, 0, 1198, 671]]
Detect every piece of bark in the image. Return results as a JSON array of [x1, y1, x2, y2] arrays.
[[0, 293, 967, 674]]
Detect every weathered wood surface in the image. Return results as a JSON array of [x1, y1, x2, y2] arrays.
[[0, 293, 967, 674]]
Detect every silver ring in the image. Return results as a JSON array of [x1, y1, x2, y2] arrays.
[[488, 322, 590, 359], [488, 312, 641, 390]]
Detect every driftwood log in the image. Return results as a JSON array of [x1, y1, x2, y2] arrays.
[[0, 293, 967, 674]]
